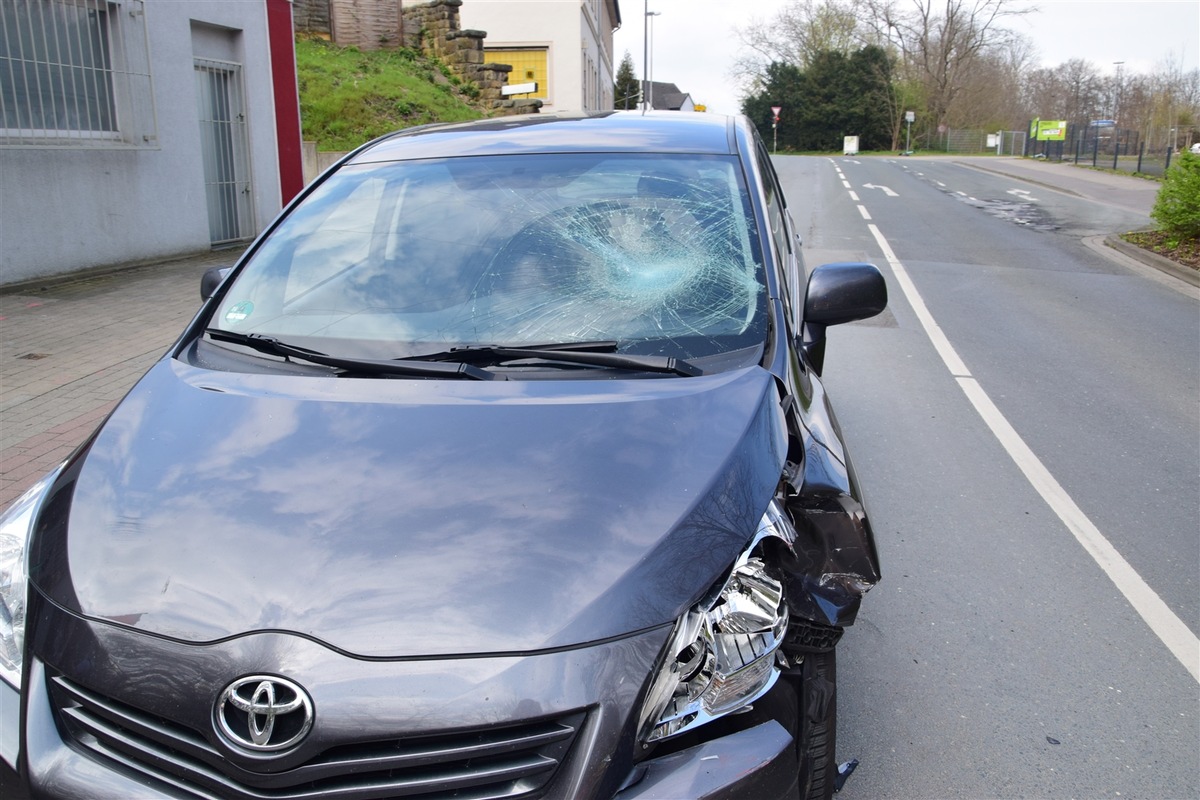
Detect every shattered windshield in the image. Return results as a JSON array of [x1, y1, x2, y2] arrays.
[[212, 153, 768, 365]]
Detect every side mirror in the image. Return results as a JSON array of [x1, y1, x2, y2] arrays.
[[801, 262, 887, 374], [201, 267, 233, 301], [804, 262, 887, 326]]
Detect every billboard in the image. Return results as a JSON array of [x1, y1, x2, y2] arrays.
[[1034, 119, 1067, 141]]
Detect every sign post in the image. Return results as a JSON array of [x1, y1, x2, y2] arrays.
[[905, 110, 914, 155], [771, 106, 781, 154]]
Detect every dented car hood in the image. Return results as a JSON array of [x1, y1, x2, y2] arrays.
[[31, 356, 788, 658]]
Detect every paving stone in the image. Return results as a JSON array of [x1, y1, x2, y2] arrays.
[[0, 248, 246, 511]]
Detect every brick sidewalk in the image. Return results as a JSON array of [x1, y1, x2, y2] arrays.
[[0, 249, 243, 510]]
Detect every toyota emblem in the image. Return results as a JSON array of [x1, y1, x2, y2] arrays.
[[215, 675, 313, 752]]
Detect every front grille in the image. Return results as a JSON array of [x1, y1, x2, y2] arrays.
[[49, 672, 582, 800]]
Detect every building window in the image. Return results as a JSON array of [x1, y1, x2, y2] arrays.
[[1, 0, 156, 147], [486, 47, 548, 101]]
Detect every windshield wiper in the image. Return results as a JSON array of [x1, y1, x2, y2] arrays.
[[415, 341, 702, 377], [205, 329, 505, 381]]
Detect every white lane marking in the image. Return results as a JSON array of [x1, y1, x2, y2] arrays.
[[867, 225, 971, 376], [866, 222, 1200, 684], [863, 183, 899, 197], [957, 377, 1200, 683], [858, 205, 872, 220], [842, 180, 853, 189], [956, 191, 967, 196], [1007, 188, 1040, 202], [849, 191, 861, 202], [936, 181, 946, 187], [844, 159, 862, 164]]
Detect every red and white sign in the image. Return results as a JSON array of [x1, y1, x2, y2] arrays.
[[771, 106, 782, 119]]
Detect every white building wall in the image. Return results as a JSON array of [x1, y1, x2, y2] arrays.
[[459, 0, 617, 114], [0, 1, 282, 285], [580, 0, 615, 110]]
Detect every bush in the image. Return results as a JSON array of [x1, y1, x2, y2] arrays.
[[1152, 151, 1200, 241]]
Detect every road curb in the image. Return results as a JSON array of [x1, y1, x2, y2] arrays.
[[952, 160, 1085, 198], [1102, 234, 1200, 287]]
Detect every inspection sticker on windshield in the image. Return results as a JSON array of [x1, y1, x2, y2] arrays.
[[225, 301, 255, 323]]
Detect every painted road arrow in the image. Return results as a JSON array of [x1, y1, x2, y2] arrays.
[[862, 183, 899, 197]]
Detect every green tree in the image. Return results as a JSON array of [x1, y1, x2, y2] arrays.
[[742, 62, 805, 150], [742, 46, 893, 152], [614, 51, 640, 110]]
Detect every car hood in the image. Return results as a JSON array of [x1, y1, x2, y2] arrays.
[[32, 357, 787, 658]]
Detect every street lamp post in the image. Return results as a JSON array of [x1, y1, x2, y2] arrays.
[[642, 0, 649, 110], [1112, 61, 1124, 124], [645, 9, 660, 110]]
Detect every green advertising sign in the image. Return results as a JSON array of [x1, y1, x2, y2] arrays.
[[1036, 120, 1067, 141]]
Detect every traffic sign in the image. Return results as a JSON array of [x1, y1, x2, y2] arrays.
[[771, 105, 782, 120]]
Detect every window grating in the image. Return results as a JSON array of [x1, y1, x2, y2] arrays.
[[195, 57, 253, 244], [0, 0, 157, 148]]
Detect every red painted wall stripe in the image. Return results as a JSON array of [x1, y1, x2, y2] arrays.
[[267, 0, 304, 205]]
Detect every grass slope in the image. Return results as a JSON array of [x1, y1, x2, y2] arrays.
[[296, 36, 484, 151]]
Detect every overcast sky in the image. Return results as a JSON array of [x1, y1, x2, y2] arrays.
[[612, 0, 1200, 116]]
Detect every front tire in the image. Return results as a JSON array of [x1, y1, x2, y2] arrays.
[[797, 648, 837, 799]]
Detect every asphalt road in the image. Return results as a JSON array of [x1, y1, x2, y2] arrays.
[[775, 155, 1199, 798]]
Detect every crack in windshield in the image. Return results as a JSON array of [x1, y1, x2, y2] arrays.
[[212, 154, 768, 363], [463, 188, 762, 346]]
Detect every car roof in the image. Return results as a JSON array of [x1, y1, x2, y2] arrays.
[[347, 111, 743, 163]]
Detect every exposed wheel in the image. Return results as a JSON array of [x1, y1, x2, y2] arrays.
[[797, 648, 837, 799]]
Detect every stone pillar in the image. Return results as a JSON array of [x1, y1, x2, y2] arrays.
[[402, 0, 541, 115]]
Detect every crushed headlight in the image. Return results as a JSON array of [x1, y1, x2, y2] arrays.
[[638, 499, 795, 744], [0, 469, 58, 688]]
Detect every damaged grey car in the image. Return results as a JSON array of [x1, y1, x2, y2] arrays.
[[0, 112, 886, 799]]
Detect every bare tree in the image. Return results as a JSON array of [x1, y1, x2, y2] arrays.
[[1021, 59, 1105, 127], [860, 0, 1030, 131], [1140, 54, 1200, 150], [732, 0, 865, 101]]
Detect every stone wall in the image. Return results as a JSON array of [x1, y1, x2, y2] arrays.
[[330, 0, 403, 50], [293, 0, 331, 37], [403, 0, 540, 115]]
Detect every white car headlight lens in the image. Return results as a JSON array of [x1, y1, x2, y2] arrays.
[[638, 499, 795, 744], [0, 470, 58, 688]]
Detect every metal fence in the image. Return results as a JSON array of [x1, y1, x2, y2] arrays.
[[1, 0, 158, 148], [1026, 124, 1196, 177], [927, 128, 1028, 155]]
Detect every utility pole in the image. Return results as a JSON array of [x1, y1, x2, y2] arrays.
[[646, 10, 660, 110], [641, 0, 647, 110], [1112, 61, 1124, 124]]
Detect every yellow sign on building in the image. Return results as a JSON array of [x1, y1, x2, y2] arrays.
[[486, 48, 548, 100]]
